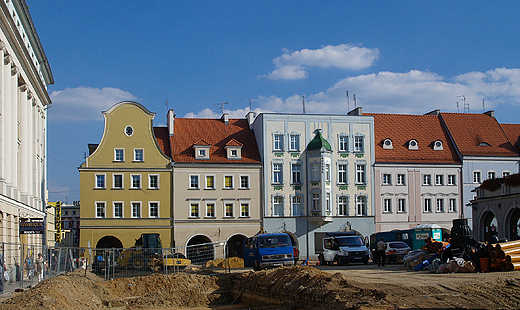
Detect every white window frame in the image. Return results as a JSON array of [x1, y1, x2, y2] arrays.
[[311, 163, 320, 181], [272, 162, 283, 184], [383, 198, 392, 213], [424, 198, 432, 213], [337, 195, 349, 216], [149, 201, 159, 218], [131, 201, 142, 218], [487, 171, 496, 180], [224, 175, 234, 189], [382, 174, 391, 185], [291, 195, 302, 216], [113, 201, 123, 218], [239, 175, 250, 189], [113, 174, 123, 189], [95, 174, 106, 189], [130, 174, 141, 189], [205, 175, 215, 189], [289, 133, 300, 152], [354, 134, 365, 153], [114, 148, 124, 162], [398, 198, 406, 213], [503, 171, 511, 177], [189, 174, 199, 189], [239, 199, 250, 217], [338, 134, 349, 153], [337, 163, 348, 185], [355, 195, 367, 216], [423, 174, 432, 186], [473, 170, 482, 183], [189, 201, 200, 218], [133, 148, 144, 162], [447, 174, 456, 186], [355, 163, 366, 185], [148, 174, 159, 189], [436, 198, 444, 213], [273, 133, 284, 152], [205, 201, 216, 218], [397, 174, 405, 185], [326, 193, 331, 212], [95, 201, 106, 218], [291, 163, 302, 184], [224, 200, 234, 218], [449, 198, 457, 213], [435, 174, 444, 186], [272, 195, 284, 217], [325, 164, 330, 182], [312, 193, 320, 211]]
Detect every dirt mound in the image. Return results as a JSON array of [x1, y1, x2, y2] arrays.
[[203, 257, 244, 269]]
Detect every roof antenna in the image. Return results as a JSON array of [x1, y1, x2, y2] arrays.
[[214, 101, 229, 114], [456, 101, 459, 113], [458, 95, 468, 112], [302, 94, 306, 114], [346, 91, 349, 112], [353, 94, 357, 109]]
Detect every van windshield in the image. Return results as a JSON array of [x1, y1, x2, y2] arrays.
[[337, 237, 364, 247], [258, 235, 291, 248]]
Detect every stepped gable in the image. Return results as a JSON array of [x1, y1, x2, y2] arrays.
[[500, 123, 520, 155], [170, 118, 261, 163], [368, 113, 460, 164], [153, 127, 171, 158], [440, 113, 517, 157]]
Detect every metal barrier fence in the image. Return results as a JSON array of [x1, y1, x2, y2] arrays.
[[0, 241, 228, 294]]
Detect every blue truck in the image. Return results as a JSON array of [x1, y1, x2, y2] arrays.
[[243, 233, 295, 271]]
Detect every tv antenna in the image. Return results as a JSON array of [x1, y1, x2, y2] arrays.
[[457, 95, 468, 112], [353, 94, 357, 109], [302, 94, 306, 114], [214, 101, 229, 113]]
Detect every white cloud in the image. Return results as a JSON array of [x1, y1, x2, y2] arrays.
[[261, 44, 380, 80], [49, 87, 138, 121], [195, 68, 520, 117]]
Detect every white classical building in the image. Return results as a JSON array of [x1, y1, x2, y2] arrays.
[[0, 1, 54, 247]]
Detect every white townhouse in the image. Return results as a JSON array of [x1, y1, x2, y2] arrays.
[[251, 108, 375, 259]]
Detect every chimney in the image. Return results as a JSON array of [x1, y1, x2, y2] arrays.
[[347, 107, 362, 116], [425, 109, 440, 115], [484, 110, 495, 118], [167, 109, 175, 136], [246, 111, 256, 131], [221, 112, 229, 125]]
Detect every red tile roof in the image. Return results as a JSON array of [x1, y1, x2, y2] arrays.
[[226, 138, 243, 146], [440, 113, 517, 157], [153, 127, 171, 158], [170, 118, 261, 163], [367, 113, 461, 164], [501, 123, 520, 155]]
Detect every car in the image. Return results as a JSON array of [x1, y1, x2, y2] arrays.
[[385, 241, 411, 264]]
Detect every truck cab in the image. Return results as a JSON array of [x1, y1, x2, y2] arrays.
[[318, 231, 370, 265], [243, 233, 295, 271]]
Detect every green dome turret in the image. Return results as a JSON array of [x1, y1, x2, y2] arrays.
[[307, 129, 332, 151]]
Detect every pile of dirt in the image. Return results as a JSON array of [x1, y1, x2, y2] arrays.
[[203, 257, 244, 269]]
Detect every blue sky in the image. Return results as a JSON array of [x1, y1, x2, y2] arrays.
[[27, 1, 520, 203]]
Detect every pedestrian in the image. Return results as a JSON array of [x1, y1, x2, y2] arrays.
[[24, 255, 33, 279], [36, 253, 45, 282], [377, 237, 386, 267], [0, 252, 6, 293]]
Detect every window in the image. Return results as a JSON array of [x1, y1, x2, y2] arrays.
[[311, 163, 320, 181], [408, 139, 418, 150], [149, 202, 159, 218], [383, 139, 393, 149], [114, 149, 124, 162], [240, 175, 249, 189], [95, 174, 106, 189], [338, 164, 348, 184], [134, 149, 144, 162], [326, 193, 331, 212], [114, 202, 123, 218], [488, 171, 496, 179], [397, 174, 405, 185], [447, 175, 456, 185], [292, 164, 302, 184], [382, 174, 391, 185], [383, 198, 392, 213], [338, 196, 349, 216], [273, 163, 283, 184], [206, 202, 215, 217], [190, 175, 199, 189], [339, 135, 349, 152], [398, 199, 406, 213], [230, 149, 238, 157], [435, 175, 444, 185], [131, 202, 141, 218], [449, 199, 457, 212], [473, 171, 481, 183], [125, 125, 133, 136], [436, 199, 444, 212], [190, 202, 199, 218], [424, 198, 432, 212], [113, 174, 123, 189], [503, 171, 511, 177], [274, 134, 284, 151], [312, 193, 320, 211], [289, 134, 300, 151], [96, 202, 106, 218], [356, 164, 366, 184], [240, 203, 250, 217], [224, 175, 233, 189], [199, 149, 206, 157], [292, 196, 302, 216], [149, 175, 158, 189], [354, 136, 364, 153], [206, 175, 215, 189], [325, 164, 330, 182], [273, 196, 283, 216], [433, 140, 443, 150], [356, 196, 367, 216], [131, 175, 141, 189], [423, 174, 431, 185], [225, 202, 234, 217]]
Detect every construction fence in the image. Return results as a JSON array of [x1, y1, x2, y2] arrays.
[[0, 240, 228, 295]]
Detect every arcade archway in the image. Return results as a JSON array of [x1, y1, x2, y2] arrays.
[[187, 235, 214, 265], [96, 236, 123, 249], [482, 211, 498, 242], [226, 234, 246, 258], [508, 208, 520, 241]]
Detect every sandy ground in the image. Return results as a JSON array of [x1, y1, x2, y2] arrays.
[[1, 261, 519, 310]]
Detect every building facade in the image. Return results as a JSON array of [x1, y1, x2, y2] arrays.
[[251, 109, 375, 259], [370, 113, 462, 232], [0, 0, 53, 248]]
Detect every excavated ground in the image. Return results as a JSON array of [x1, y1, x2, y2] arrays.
[[1, 263, 520, 310]]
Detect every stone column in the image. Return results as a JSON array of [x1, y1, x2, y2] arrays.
[[10, 65, 19, 200], [18, 85, 29, 202], [3, 53, 12, 195]]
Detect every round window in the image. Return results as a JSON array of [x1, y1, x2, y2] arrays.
[[435, 141, 442, 148], [125, 125, 134, 136]]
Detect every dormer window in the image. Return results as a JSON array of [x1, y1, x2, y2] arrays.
[[199, 149, 206, 157], [225, 139, 243, 160], [383, 139, 393, 149], [193, 139, 211, 160], [433, 140, 443, 151], [408, 139, 418, 150], [478, 142, 491, 146]]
